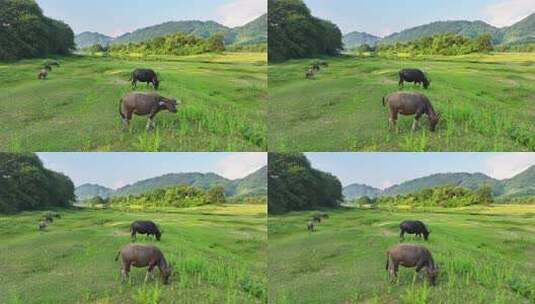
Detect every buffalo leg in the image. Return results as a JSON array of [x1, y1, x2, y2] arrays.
[[131, 230, 136, 241], [400, 230, 405, 239], [399, 78, 404, 88], [132, 80, 137, 89], [413, 110, 424, 131]]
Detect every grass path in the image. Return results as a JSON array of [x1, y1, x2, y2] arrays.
[[268, 205, 535, 303], [268, 53, 535, 151], [0, 204, 267, 304], [0, 52, 266, 151]]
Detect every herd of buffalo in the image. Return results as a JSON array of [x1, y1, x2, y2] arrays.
[[304, 61, 440, 133], [37, 61, 179, 131], [307, 216, 439, 286], [38, 215, 172, 285]]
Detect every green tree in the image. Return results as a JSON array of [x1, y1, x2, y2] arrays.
[[207, 186, 226, 204], [207, 33, 226, 52]]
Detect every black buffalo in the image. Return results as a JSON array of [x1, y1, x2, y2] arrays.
[[131, 220, 162, 241], [400, 220, 430, 240], [131, 69, 160, 90], [399, 69, 430, 89]]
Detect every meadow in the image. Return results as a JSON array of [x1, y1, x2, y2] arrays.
[[268, 205, 535, 303], [0, 204, 267, 304], [0, 52, 266, 151], [268, 53, 535, 151]]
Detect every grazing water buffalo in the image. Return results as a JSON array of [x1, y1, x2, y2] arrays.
[[131, 69, 160, 90], [131, 220, 162, 241], [115, 244, 172, 284], [383, 92, 440, 132], [119, 92, 180, 131], [386, 243, 439, 285], [307, 221, 315, 232], [399, 69, 430, 89], [400, 220, 430, 240]]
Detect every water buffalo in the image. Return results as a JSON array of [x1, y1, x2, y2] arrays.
[[399, 69, 430, 89], [307, 221, 315, 232], [386, 243, 439, 285], [131, 69, 160, 90], [383, 92, 440, 132], [311, 215, 322, 223], [38, 69, 49, 80], [115, 244, 172, 284], [311, 63, 321, 71], [119, 92, 180, 131], [400, 220, 430, 240], [305, 68, 315, 79], [131, 220, 162, 241]]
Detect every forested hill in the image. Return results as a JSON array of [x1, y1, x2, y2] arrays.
[[75, 166, 267, 201], [342, 13, 535, 48], [75, 14, 267, 49], [0, 153, 75, 213], [0, 0, 75, 61], [343, 165, 535, 201]]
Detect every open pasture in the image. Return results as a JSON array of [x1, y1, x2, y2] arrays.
[[0, 204, 267, 304], [268, 53, 535, 151], [268, 205, 535, 303], [0, 52, 267, 151]]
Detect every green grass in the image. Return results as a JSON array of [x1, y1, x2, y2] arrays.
[[268, 205, 535, 303], [0, 204, 267, 304], [268, 53, 535, 151], [0, 52, 267, 151]]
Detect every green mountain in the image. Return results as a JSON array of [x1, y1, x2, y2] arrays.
[[231, 14, 267, 45], [501, 13, 535, 44], [381, 20, 501, 45], [74, 166, 266, 201], [112, 20, 231, 45], [342, 165, 535, 201], [343, 31, 381, 48], [74, 32, 113, 49], [342, 183, 381, 200], [75, 184, 113, 201]]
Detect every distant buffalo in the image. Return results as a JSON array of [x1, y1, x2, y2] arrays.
[[115, 243, 172, 284], [400, 220, 430, 240], [131, 69, 160, 90], [383, 92, 440, 132], [119, 92, 180, 131], [386, 243, 439, 285], [131, 220, 162, 241], [399, 69, 430, 89]]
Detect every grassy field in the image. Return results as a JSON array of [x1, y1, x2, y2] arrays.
[[0, 52, 266, 151], [268, 53, 535, 151], [268, 205, 535, 303], [0, 204, 267, 304]]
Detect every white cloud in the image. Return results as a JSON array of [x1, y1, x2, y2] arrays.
[[483, 0, 535, 27], [484, 153, 535, 179], [216, 0, 266, 27], [215, 153, 267, 180]]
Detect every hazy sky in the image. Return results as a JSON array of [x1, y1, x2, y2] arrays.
[[304, 0, 535, 36], [37, 153, 267, 189], [36, 0, 266, 37], [306, 153, 535, 189]]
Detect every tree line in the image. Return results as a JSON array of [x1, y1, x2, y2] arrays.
[[87, 32, 227, 56], [0, 153, 75, 213], [356, 33, 495, 56], [268, 153, 343, 214], [88, 185, 227, 209], [268, 0, 343, 62], [0, 0, 75, 61], [354, 184, 494, 209]]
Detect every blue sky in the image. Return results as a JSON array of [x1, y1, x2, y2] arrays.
[[306, 153, 535, 189], [36, 0, 266, 37], [304, 0, 535, 36], [37, 153, 267, 189]]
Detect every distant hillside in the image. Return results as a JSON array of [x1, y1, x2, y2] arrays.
[[342, 14, 535, 48], [75, 32, 113, 49], [75, 184, 113, 201], [75, 166, 266, 201], [75, 15, 267, 49], [343, 31, 381, 48], [343, 183, 381, 200], [342, 165, 535, 201]]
